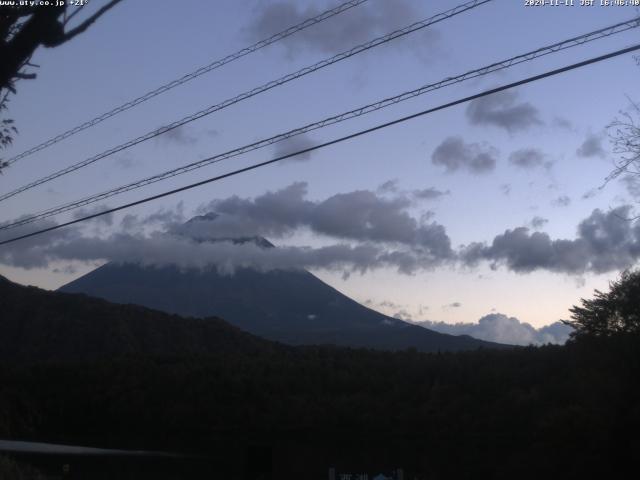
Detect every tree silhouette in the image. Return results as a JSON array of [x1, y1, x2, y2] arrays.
[[0, 93, 15, 172], [1, 1, 123, 91], [564, 269, 640, 339], [607, 57, 640, 188], [0, 1, 123, 171]]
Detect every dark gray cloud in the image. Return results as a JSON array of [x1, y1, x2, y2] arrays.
[[0, 217, 82, 269], [157, 125, 197, 146], [412, 187, 449, 200], [377, 181, 449, 201], [114, 154, 134, 169], [419, 314, 571, 345], [189, 182, 312, 239], [72, 205, 114, 226], [582, 188, 600, 200], [52, 265, 78, 275], [443, 302, 462, 309], [0, 219, 442, 276], [377, 179, 399, 194], [120, 206, 186, 232], [552, 195, 571, 207], [509, 148, 546, 169], [462, 206, 640, 274], [273, 134, 317, 162], [529, 216, 549, 229], [246, 0, 436, 58], [312, 193, 451, 259], [431, 136, 498, 174], [6, 189, 637, 279], [196, 182, 454, 261], [576, 133, 606, 158], [0, 185, 455, 276], [621, 175, 640, 200], [466, 90, 542, 133]]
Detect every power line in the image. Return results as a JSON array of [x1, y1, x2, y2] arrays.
[[0, 0, 492, 203], [4, 0, 371, 166], [2, 16, 637, 232], [2, 42, 638, 247]]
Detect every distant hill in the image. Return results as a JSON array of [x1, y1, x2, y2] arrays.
[[59, 253, 502, 353], [0, 275, 273, 362]]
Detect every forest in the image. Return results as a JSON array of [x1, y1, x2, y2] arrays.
[[1, 273, 639, 478]]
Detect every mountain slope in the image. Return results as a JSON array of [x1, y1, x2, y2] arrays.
[[0, 276, 273, 362], [59, 262, 503, 352]]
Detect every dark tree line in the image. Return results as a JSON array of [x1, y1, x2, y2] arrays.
[[1, 336, 639, 478], [1, 271, 640, 478]]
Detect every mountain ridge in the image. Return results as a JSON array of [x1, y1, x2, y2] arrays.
[[58, 214, 506, 352], [59, 260, 506, 352], [0, 277, 275, 362]]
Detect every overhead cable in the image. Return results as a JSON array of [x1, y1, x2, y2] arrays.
[[2, 42, 639, 246], [0, 0, 492, 202], [2, 17, 638, 231], [5, 0, 371, 165]]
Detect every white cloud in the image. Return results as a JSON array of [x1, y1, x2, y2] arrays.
[[419, 313, 571, 346]]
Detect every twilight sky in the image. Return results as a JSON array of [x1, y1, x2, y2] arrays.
[[1, 0, 639, 341]]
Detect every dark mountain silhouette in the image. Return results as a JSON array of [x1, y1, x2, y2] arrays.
[[58, 217, 503, 352], [0, 275, 273, 362]]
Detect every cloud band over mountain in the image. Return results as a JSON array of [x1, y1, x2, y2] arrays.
[[1, 184, 638, 277]]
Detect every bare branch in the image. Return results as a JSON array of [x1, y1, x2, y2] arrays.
[[0, 89, 10, 107], [13, 72, 36, 80], [606, 98, 640, 184], [54, 0, 123, 46]]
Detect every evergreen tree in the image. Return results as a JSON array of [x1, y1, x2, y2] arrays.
[[564, 269, 640, 339]]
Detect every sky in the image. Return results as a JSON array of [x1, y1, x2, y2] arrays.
[[1, 0, 639, 344]]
